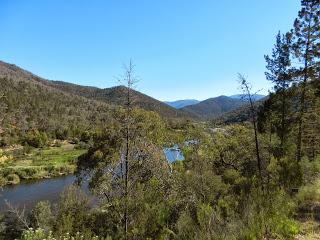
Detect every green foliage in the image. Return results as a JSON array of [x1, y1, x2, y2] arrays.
[[297, 178, 320, 204], [23, 130, 48, 148], [54, 186, 91, 237], [20, 229, 103, 240], [30, 201, 54, 232], [6, 173, 20, 184], [0, 2, 319, 238], [0, 144, 85, 185]]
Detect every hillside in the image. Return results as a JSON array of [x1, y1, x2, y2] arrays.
[[0, 61, 194, 120], [214, 99, 266, 124], [0, 61, 113, 145], [182, 95, 246, 119], [48, 81, 196, 119]]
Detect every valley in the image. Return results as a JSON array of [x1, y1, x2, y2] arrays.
[[0, 1, 320, 239]]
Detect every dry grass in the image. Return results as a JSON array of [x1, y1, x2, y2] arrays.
[[295, 221, 320, 240]]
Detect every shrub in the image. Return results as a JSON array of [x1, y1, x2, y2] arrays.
[[24, 131, 48, 148], [30, 201, 54, 232], [0, 175, 5, 186], [22, 145, 33, 155], [74, 142, 88, 150], [297, 178, 320, 204], [55, 129, 69, 141], [20, 229, 103, 240], [6, 173, 20, 184]]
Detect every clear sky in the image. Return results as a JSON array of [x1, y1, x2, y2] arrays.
[[0, 0, 301, 101]]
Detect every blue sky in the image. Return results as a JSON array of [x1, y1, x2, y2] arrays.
[[0, 0, 300, 101]]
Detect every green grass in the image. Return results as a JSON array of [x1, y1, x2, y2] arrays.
[[0, 143, 86, 185]]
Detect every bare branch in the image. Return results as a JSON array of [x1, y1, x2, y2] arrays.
[[5, 200, 30, 230]]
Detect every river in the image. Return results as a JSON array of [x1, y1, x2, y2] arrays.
[[0, 146, 185, 213], [0, 175, 81, 213]]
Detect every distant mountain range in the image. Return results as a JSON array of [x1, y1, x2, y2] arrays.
[[165, 94, 266, 119], [229, 94, 266, 101], [164, 99, 200, 109]]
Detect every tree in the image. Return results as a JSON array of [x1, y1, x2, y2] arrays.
[[238, 75, 263, 187], [264, 32, 293, 157], [120, 60, 137, 239], [76, 62, 170, 239], [292, 0, 320, 161]]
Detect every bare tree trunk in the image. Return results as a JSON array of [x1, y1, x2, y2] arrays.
[[239, 75, 263, 187], [120, 60, 137, 240], [124, 82, 131, 240]]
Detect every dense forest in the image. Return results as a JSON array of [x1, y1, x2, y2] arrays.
[[0, 0, 320, 239]]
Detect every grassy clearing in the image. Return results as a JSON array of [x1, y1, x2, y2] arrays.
[[0, 143, 86, 185]]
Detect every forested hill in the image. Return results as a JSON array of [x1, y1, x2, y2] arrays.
[[47, 81, 196, 119], [0, 61, 115, 145], [0, 61, 195, 120], [215, 97, 267, 124], [182, 95, 247, 119]]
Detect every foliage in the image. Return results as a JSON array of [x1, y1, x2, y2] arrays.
[[0, 144, 86, 185], [20, 229, 103, 240], [30, 201, 54, 232], [0, 1, 319, 239], [23, 130, 49, 148]]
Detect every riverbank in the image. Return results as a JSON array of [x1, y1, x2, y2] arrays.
[[0, 143, 86, 186]]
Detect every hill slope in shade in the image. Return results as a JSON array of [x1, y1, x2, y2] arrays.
[[182, 95, 246, 119], [48, 81, 196, 119], [0, 61, 195, 120], [215, 99, 266, 124], [164, 99, 200, 109]]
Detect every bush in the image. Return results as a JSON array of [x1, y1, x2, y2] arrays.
[[80, 131, 92, 142], [30, 201, 54, 232], [297, 178, 320, 204], [0, 175, 5, 186], [55, 129, 69, 141], [20, 229, 102, 240], [24, 131, 48, 148], [23, 145, 33, 154], [75, 142, 88, 150], [6, 173, 20, 184], [300, 156, 320, 183]]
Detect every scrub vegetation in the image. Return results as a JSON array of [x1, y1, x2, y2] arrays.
[[0, 0, 320, 239]]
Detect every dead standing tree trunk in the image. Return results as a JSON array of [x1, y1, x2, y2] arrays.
[[118, 60, 138, 240], [238, 74, 263, 189]]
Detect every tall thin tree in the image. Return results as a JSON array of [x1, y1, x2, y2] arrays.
[[118, 60, 139, 240], [292, 0, 320, 161], [238, 74, 263, 187], [264, 32, 293, 157]]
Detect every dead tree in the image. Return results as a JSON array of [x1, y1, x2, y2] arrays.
[[238, 74, 263, 187]]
